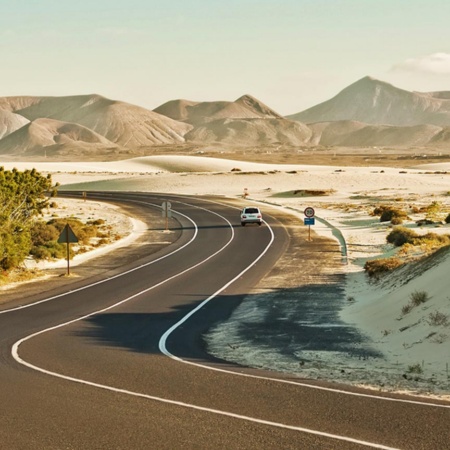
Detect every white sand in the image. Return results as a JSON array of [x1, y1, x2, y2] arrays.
[[2, 155, 449, 398]]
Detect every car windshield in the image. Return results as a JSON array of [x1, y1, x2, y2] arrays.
[[244, 208, 259, 214]]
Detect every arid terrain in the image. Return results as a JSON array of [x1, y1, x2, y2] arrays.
[[1, 74, 450, 400], [1, 76, 450, 163], [1, 153, 449, 400]]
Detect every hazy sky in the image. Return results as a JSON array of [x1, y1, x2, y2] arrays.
[[2, 0, 450, 114]]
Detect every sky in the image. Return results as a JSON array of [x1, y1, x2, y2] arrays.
[[1, 0, 450, 115]]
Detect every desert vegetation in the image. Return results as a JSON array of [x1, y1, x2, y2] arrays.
[[0, 167, 54, 271], [364, 226, 450, 278], [0, 167, 113, 285]]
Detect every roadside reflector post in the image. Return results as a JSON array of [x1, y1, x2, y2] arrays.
[[57, 223, 79, 276], [161, 201, 172, 232]]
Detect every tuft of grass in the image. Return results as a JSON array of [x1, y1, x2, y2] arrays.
[[401, 290, 431, 316], [401, 303, 414, 315], [409, 290, 430, 306], [428, 311, 449, 326], [407, 363, 423, 374]]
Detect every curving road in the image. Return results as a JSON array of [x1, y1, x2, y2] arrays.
[[0, 192, 449, 450]]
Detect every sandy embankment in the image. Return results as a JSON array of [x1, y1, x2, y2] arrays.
[[2, 156, 450, 398]]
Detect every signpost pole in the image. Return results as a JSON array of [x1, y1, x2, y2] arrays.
[[66, 228, 70, 276], [57, 224, 79, 277], [304, 207, 315, 242]]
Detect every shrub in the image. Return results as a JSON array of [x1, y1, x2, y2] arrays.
[[386, 227, 417, 247], [391, 217, 404, 225], [409, 290, 430, 306], [401, 303, 413, 315], [88, 219, 105, 226], [425, 201, 442, 220], [428, 311, 449, 326], [445, 213, 450, 224], [407, 363, 423, 374], [364, 257, 404, 277], [373, 205, 408, 223]]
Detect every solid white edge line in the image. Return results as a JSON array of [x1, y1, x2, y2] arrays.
[[169, 199, 450, 410], [7, 195, 448, 449], [11, 202, 399, 450], [0, 199, 193, 315]]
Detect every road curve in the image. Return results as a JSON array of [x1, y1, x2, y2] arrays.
[[0, 192, 448, 450]]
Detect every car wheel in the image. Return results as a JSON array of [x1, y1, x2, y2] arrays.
[[241, 222, 246, 226], [258, 222, 262, 226]]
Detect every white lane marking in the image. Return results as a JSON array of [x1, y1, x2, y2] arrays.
[[158, 202, 450, 410], [0, 199, 194, 315], [8, 196, 448, 449], [11, 345, 398, 450], [11, 207, 398, 450]]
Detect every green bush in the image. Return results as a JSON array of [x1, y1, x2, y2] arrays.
[[0, 167, 54, 270], [373, 205, 408, 223], [386, 227, 417, 246]]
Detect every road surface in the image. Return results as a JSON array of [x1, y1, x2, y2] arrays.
[[0, 192, 449, 449]]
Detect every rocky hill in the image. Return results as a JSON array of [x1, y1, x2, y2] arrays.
[[0, 118, 117, 157], [0, 95, 192, 156], [288, 76, 450, 126], [2, 78, 450, 159], [0, 109, 29, 140], [185, 117, 311, 146], [154, 94, 282, 125]]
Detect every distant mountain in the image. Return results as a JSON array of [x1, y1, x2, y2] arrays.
[[2, 81, 450, 160], [185, 118, 311, 146], [287, 76, 450, 126], [308, 121, 443, 147], [0, 118, 117, 156], [0, 95, 192, 147], [154, 94, 282, 125]]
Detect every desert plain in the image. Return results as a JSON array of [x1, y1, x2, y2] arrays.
[[1, 150, 449, 401]]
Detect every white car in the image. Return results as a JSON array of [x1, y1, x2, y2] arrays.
[[240, 206, 263, 226]]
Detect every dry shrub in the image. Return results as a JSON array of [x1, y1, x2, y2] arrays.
[[409, 290, 430, 306], [428, 311, 449, 326], [386, 227, 417, 247], [373, 205, 408, 223], [364, 257, 404, 277]]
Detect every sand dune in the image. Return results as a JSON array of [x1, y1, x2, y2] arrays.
[[1, 155, 449, 397]]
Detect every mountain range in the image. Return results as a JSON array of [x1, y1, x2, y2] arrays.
[[1, 77, 450, 158]]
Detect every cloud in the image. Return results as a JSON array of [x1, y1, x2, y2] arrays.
[[391, 53, 450, 75]]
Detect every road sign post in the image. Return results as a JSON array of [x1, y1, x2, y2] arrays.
[[161, 201, 172, 232], [303, 207, 315, 241], [57, 223, 79, 275]]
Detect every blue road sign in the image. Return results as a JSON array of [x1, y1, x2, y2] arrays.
[[304, 217, 315, 225]]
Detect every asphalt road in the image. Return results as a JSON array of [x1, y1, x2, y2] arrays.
[[0, 192, 449, 450]]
